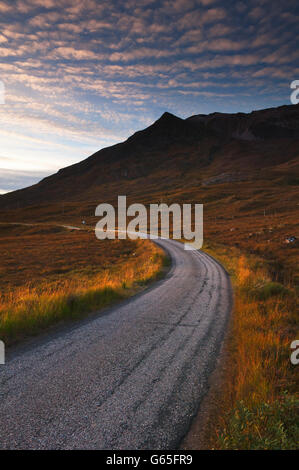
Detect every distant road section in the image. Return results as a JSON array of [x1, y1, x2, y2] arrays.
[[0, 239, 232, 449]]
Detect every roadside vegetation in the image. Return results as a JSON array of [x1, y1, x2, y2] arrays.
[[0, 224, 167, 345], [203, 241, 298, 450]]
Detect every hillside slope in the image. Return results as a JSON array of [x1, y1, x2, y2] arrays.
[[0, 104, 298, 281], [0, 104, 298, 210]]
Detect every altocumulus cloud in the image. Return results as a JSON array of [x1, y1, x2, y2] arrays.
[[0, 0, 298, 190]]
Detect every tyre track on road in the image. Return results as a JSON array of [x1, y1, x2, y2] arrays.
[[0, 239, 232, 449]]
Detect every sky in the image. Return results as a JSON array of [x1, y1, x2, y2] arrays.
[[0, 0, 298, 193]]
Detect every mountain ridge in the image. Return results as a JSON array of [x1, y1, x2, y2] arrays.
[[0, 103, 298, 211]]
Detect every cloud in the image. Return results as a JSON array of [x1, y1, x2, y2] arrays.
[[51, 47, 99, 60], [248, 6, 265, 20], [207, 23, 233, 37], [0, 2, 12, 13], [0, 167, 51, 192], [201, 7, 227, 23], [0, 0, 297, 191], [205, 38, 248, 51], [109, 47, 178, 62]]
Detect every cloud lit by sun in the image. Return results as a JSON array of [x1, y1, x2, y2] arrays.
[[0, 0, 298, 191]]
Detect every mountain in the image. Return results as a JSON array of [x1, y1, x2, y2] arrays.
[[0, 102, 298, 280], [187, 104, 299, 140], [0, 103, 298, 215]]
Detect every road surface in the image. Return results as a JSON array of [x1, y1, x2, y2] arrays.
[[0, 239, 232, 449]]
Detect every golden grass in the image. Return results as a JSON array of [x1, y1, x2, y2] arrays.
[[0, 225, 166, 345], [203, 241, 299, 449]]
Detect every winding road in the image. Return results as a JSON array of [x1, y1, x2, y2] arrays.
[[0, 238, 232, 450]]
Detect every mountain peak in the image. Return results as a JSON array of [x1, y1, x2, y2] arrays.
[[127, 110, 186, 144], [155, 111, 181, 124], [0, 103, 298, 211], [160, 111, 178, 119]]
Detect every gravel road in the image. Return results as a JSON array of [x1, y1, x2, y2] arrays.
[[0, 239, 232, 449]]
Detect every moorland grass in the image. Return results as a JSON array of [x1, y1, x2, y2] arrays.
[[203, 242, 299, 450], [0, 235, 166, 345]]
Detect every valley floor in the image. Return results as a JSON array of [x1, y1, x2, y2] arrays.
[[0, 221, 298, 449], [0, 223, 166, 345]]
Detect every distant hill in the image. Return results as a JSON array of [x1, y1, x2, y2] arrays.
[[0, 103, 298, 211]]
